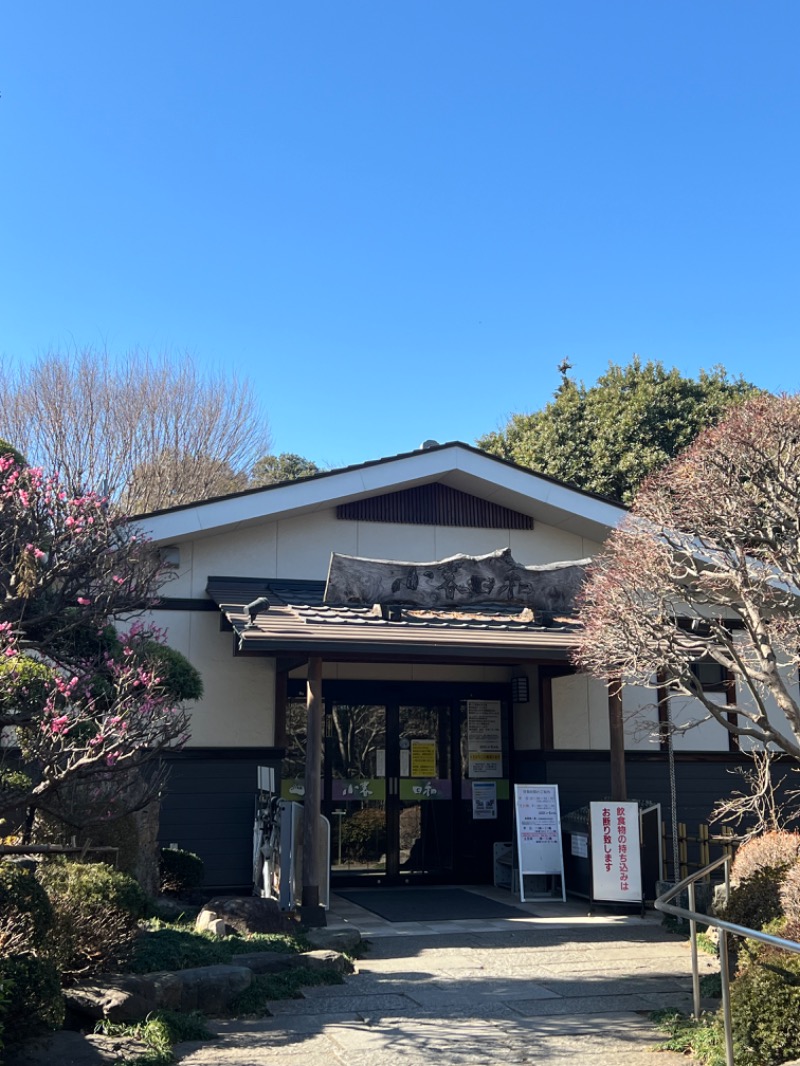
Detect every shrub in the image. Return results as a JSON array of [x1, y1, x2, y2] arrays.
[[340, 808, 386, 862], [780, 862, 800, 923], [37, 860, 144, 981], [37, 858, 146, 918], [0, 955, 64, 1047], [731, 831, 800, 886], [159, 847, 204, 895], [729, 947, 800, 1066], [0, 860, 53, 951], [722, 868, 786, 932]]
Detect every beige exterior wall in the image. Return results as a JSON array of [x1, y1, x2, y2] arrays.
[[152, 504, 608, 751], [150, 609, 275, 748]]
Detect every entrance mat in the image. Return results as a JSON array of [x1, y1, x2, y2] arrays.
[[336, 888, 531, 923]]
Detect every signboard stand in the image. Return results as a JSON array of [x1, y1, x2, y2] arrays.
[[589, 800, 643, 909], [513, 784, 566, 902]]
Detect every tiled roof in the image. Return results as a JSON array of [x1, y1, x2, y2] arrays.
[[206, 576, 579, 662]]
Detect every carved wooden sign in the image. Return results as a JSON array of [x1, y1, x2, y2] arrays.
[[324, 548, 589, 614]]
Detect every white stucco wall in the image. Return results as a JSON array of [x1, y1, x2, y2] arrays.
[[160, 509, 605, 599], [150, 609, 275, 747]]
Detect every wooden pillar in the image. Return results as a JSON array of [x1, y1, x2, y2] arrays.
[[301, 656, 326, 925], [608, 681, 627, 801], [274, 669, 288, 750]]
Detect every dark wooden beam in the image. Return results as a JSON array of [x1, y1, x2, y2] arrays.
[[274, 670, 288, 750], [300, 656, 326, 926]]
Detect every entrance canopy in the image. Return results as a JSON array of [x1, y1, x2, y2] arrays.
[[206, 575, 581, 664]]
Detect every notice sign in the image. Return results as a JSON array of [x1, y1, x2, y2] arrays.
[[589, 801, 642, 902], [514, 784, 566, 901], [467, 700, 503, 779], [410, 739, 436, 777], [472, 780, 497, 820]]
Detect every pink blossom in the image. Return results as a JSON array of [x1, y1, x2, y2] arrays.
[[76, 596, 91, 606]]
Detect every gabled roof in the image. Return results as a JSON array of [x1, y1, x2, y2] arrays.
[[137, 441, 626, 545]]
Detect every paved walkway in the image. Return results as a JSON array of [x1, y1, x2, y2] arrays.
[[174, 887, 713, 1065]]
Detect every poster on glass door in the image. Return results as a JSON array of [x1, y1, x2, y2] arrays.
[[467, 700, 503, 778]]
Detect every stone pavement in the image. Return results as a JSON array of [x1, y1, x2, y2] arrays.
[[173, 887, 713, 1065]]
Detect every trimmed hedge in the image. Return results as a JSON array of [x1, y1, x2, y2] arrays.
[[159, 847, 204, 895]]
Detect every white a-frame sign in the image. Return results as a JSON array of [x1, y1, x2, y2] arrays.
[[513, 784, 566, 902]]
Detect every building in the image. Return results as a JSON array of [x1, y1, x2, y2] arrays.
[[140, 442, 780, 893]]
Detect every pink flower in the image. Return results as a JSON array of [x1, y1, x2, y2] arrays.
[[77, 596, 91, 606]]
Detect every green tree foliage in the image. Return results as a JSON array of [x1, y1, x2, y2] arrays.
[[251, 452, 320, 486], [479, 357, 756, 503]]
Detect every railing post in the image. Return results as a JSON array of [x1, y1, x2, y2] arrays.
[[679, 822, 688, 881], [719, 928, 734, 1066], [688, 881, 701, 1020]]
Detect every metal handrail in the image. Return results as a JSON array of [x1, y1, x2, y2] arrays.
[[655, 855, 800, 1066]]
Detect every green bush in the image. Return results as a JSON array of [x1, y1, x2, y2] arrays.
[[36, 860, 143, 980], [159, 847, 204, 895], [0, 975, 9, 1054], [37, 858, 146, 918], [0, 860, 53, 950], [722, 868, 787, 932], [729, 947, 800, 1066], [340, 808, 386, 862], [0, 955, 64, 1047], [731, 832, 800, 886]]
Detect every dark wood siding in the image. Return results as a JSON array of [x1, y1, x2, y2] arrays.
[[337, 484, 533, 529], [159, 750, 282, 892]]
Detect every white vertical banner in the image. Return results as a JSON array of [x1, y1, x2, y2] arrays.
[[589, 801, 642, 902]]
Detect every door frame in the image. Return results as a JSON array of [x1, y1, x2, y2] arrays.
[[286, 678, 514, 886]]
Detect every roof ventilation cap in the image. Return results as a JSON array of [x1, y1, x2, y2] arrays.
[[420, 439, 440, 450]]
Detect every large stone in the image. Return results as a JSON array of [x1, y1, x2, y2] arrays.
[[66, 965, 251, 1022], [5, 1029, 151, 1065], [65, 973, 172, 1022], [198, 895, 295, 935], [305, 926, 362, 954], [288, 949, 354, 975], [174, 964, 252, 1013], [231, 950, 299, 974]]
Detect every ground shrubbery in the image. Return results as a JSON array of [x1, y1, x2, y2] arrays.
[[0, 853, 334, 1057], [659, 830, 800, 1066], [159, 845, 205, 895], [0, 861, 65, 1046]]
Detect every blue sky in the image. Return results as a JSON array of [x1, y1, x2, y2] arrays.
[[2, 3, 799, 470]]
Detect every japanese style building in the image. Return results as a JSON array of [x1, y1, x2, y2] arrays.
[[140, 442, 782, 892]]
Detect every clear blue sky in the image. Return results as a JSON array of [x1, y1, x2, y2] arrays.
[[2, 2, 799, 470]]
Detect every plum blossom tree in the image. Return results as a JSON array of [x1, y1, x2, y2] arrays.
[[0, 448, 196, 828], [575, 392, 800, 758]]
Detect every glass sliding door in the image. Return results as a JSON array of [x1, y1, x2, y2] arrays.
[[395, 704, 453, 879], [328, 703, 387, 876]]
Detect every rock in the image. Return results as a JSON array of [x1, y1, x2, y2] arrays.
[[198, 895, 294, 935], [288, 949, 354, 975], [66, 965, 250, 1022], [172, 964, 251, 1014], [231, 951, 298, 974], [305, 926, 362, 954], [6, 1029, 151, 1065], [65, 973, 170, 1022]]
